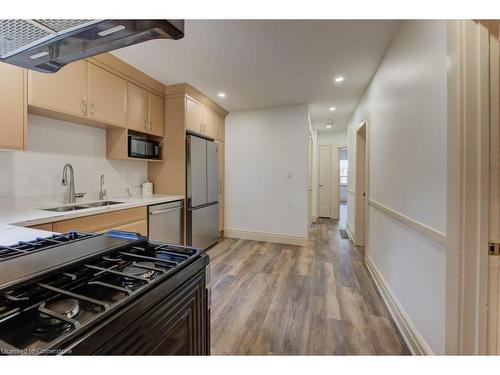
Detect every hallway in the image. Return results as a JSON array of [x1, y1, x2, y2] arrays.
[[208, 218, 408, 355]]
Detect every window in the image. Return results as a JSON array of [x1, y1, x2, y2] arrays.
[[339, 148, 348, 185]]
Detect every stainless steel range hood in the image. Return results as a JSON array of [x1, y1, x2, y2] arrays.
[[0, 19, 184, 73]]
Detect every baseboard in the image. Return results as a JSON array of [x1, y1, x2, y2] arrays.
[[365, 256, 434, 355], [346, 222, 355, 242], [224, 228, 308, 246]]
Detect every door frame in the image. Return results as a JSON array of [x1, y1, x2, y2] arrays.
[[332, 143, 348, 221], [317, 144, 333, 218], [354, 121, 368, 247], [446, 20, 491, 355]]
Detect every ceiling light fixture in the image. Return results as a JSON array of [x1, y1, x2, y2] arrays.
[[326, 125, 332, 129], [217, 92, 226, 98], [334, 76, 344, 83], [329, 107, 336, 111]]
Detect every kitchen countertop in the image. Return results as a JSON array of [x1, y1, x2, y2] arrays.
[[0, 194, 184, 245]]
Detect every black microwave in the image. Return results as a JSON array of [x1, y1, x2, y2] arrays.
[[128, 135, 160, 159]]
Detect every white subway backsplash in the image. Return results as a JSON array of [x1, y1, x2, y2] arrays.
[[0, 115, 148, 203]]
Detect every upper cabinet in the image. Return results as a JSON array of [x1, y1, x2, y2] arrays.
[[127, 82, 149, 133], [0, 63, 26, 150], [185, 96, 224, 140], [202, 107, 218, 139], [28, 60, 87, 119], [186, 97, 203, 134], [216, 115, 225, 142], [127, 83, 164, 137], [148, 92, 165, 137], [86, 63, 127, 128]]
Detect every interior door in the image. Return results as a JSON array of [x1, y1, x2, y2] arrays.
[[308, 138, 313, 226], [318, 145, 332, 218], [28, 60, 87, 118], [187, 135, 207, 208], [206, 141, 219, 204]]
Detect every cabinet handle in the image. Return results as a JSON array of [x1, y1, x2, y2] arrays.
[[144, 120, 149, 131], [81, 99, 87, 116], [149, 121, 153, 132], [89, 103, 95, 117]]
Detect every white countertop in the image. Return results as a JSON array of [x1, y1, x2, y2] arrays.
[[0, 194, 184, 246]]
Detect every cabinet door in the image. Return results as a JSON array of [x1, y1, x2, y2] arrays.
[[28, 60, 87, 118], [186, 97, 203, 134], [87, 63, 127, 127], [149, 92, 165, 137], [216, 114, 225, 141], [202, 107, 218, 139], [126, 82, 149, 133], [0, 63, 25, 150], [217, 141, 224, 233]]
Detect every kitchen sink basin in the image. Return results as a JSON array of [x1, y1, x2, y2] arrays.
[[42, 201, 124, 212], [42, 205, 86, 212], [76, 201, 123, 208]]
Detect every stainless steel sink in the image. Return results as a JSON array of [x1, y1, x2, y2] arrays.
[[76, 201, 123, 208], [42, 201, 123, 212], [43, 205, 85, 212]]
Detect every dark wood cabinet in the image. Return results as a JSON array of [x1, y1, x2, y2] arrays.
[[95, 269, 209, 355]]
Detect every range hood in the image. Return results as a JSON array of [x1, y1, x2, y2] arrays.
[[0, 19, 184, 73]]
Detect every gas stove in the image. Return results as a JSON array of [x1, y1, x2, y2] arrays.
[[0, 232, 96, 262], [0, 230, 209, 355]]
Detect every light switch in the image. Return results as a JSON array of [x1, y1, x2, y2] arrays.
[[287, 170, 293, 178]]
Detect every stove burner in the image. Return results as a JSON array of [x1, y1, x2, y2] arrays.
[[120, 262, 156, 287], [35, 298, 80, 337]]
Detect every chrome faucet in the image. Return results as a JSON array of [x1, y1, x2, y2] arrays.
[[61, 163, 85, 204], [98, 174, 107, 200]]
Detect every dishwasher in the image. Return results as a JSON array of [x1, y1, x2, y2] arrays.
[[148, 200, 184, 245]]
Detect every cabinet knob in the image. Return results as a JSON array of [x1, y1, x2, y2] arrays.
[[81, 99, 87, 115]]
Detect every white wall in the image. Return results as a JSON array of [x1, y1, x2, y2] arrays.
[[318, 129, 347, 145], [225, 104, 309, 238], [346, 20, 447, 353], [0, 115, 147, 203]]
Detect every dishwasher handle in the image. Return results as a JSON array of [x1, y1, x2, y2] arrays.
[[149, 207, 182, 216]]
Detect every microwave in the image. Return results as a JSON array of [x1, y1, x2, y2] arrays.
[[128, 135, 160, 159]]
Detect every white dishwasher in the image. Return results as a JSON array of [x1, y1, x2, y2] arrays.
[[148, 200, 183, 245]]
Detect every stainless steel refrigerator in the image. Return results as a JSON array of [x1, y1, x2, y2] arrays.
[[186, 134, 219, 250]]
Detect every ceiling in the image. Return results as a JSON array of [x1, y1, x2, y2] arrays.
[[112, 20, 399, 133]]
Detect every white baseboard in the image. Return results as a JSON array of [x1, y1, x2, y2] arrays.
[[224, 228, 308, 247], [346, 222, 355, 242], [365, 256, 433, 355]]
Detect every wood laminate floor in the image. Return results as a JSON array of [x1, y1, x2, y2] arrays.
[[207, 218, 409, 355]]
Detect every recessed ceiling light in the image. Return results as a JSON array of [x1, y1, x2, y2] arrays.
[[329, 107, 336, 111], [334, 76, 344, 83], [217, 92, 226, 98], [326, 125, 332, 129]]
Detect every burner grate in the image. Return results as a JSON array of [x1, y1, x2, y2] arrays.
[[0, 239, 202, 354]]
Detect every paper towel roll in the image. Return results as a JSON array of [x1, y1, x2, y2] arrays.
[[142, 181, 153, 197]]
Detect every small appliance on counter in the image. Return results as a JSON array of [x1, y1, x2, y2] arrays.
[[142, 181, 153, 197], [128, 135, 160, 160], [0, 230, 210, 355]]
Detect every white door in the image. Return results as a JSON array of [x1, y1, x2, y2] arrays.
[[308, 138, 313, 226], [318, 145, 332, 218]]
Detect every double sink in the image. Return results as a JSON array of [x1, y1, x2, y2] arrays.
[[42, 200, 123, 212]]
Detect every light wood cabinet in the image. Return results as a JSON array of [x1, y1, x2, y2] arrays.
[[53, 206, 147, 233], [28, 222, 53, 231], [127, 82, 149, 133], [28, 60, 87, 119], [216, 115, 225, 141], [96, 219, 148, 236], [148, 92, 164, 137], [202, 106, 218, 139], [185, 96, 222, 139], [186, 97, 203, 134], [0, 63, 26, 150], [87, 63, 127, 128]]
